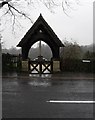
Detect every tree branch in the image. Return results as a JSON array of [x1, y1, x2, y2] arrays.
[[8, 3, 33, 23], [0, 0, 81, 32], [0, 1, 33, 23]]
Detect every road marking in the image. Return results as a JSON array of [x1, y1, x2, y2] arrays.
[[46, 100, 95, 104]]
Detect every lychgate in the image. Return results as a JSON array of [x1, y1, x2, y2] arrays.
[[17, 14, 64, 73]]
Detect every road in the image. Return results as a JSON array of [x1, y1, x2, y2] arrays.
[[2, 72, 94, 118]]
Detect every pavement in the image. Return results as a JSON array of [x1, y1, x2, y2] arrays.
[[2, 72, 95, 118]]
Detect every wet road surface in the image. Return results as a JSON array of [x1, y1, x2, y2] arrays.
[[2, 72, 94, 118]]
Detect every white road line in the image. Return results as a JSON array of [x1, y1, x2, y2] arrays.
[[46, 100, 95, 104]]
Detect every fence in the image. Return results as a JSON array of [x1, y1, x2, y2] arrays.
[[60, 59, 95, 73], [2, 53, 95, 73]]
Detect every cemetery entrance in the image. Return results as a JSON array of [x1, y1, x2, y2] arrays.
[[17, 14, 64, 73], [29, 56, 52, 74]]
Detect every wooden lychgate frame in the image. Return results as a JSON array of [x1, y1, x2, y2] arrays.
[[29, 60, 52, 74], [17, 14, 64, 73]]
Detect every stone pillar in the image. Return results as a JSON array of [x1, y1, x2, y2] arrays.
[[21, 60, 29, 71], [52, 59, 60, 72]]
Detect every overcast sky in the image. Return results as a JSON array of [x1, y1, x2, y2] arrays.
[[0, 0, 94, 48]]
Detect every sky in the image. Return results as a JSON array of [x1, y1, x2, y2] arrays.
[[0, 0, 94, 49]]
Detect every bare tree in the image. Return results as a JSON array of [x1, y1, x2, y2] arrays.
[[0, 0, 81, 27], [0, 0, 34, 31]]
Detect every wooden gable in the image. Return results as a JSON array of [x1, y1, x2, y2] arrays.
[[17, 14, 64, 48]]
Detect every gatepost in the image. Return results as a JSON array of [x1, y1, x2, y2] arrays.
[[21, 60, 29, 71], [52, 58, 60, 72]]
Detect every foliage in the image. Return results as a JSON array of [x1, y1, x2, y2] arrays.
[[2, 53, 21, 72], [60, 59, 94, 73], [60, 41, 95, 73], [2, 42, 95, 73], [60, 41, 82, 60], [83, 51, 95, 60]]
